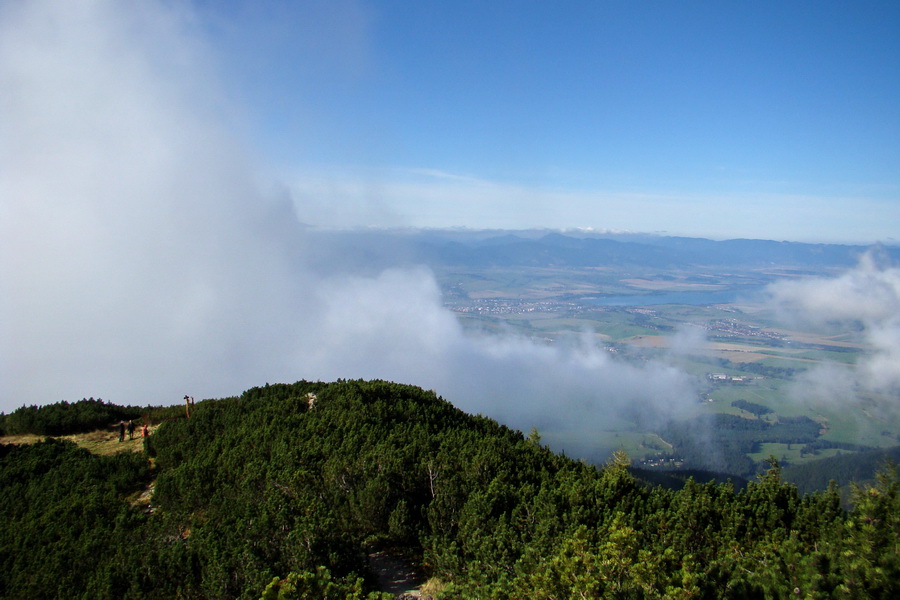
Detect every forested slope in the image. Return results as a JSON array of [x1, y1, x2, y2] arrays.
[[2, 380, 899, 599], [783, 445, 900, 495], [0, 397, 187, 437], [0, 398, 144, 436]]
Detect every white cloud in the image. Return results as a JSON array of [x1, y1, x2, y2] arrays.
[[0, 0, 298, 406], [767, 251, 900, 405], [667, 324, 710, 358], [304, 271, 697, 432], [0, 1, 698, 448]]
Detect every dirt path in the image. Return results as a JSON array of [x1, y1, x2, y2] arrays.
[[367, 550, 425, 598]]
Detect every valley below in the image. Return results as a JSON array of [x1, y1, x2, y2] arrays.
[[403, 231, 900, 482]]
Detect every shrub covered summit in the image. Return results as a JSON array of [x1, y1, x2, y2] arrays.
[[2, 379, 899, 599]]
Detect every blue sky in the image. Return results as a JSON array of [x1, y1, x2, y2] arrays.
[[195, 1, 900, 243]]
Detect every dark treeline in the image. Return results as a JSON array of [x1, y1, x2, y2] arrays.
[[784, 445, 900, 496], [738, 362, 798, 378], [0, 398, 187, 436], [731, 399, 773, 417], [629, 466, 751, 493], [699, 356, 798, 380], [801, 439, 878, 455], [2, 380, 899, 599], [657, 413, 822, 477]]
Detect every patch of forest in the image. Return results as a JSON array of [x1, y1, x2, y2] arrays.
[[731, 399, 773, 417], [628, 466, 751, 492], [656, 413, 823, 477], [783, 445, 900, 495], [0, 397, 185, 436], [2, 380, 899, 599]]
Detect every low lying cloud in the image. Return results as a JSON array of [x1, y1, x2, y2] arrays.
[[667, 324, 711, 358], [307, 269, 696, 432], [766, 250, 900, 406], [0, 0, 698, 444]]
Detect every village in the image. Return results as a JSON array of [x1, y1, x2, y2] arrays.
[[704, 318, 786, 342]]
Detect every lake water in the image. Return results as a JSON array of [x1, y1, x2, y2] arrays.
[[585, 287, 765, 307]]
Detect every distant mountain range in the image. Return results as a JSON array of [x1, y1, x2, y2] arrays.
[[302, 228, 898, 273]]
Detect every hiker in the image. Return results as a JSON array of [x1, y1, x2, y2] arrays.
[[127, 420, 135, 440], [142, 422, 149, 437], [118, 420, 126, 442]]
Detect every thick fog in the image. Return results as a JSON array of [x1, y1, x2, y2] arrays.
[[0, 1, 698, 439]]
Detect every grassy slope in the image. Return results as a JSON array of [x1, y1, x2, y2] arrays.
[[0, 427, 155, 456]]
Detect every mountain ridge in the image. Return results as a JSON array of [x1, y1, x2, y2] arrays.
[[302, 228, 897, 273]]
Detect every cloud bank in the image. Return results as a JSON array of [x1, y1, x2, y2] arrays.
[[1, 0, 303, 406], [0, 1, 697, 446], [766, 250, 900, 408]]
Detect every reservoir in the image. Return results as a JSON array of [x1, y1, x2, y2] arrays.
[[585, 287, 764, 307]]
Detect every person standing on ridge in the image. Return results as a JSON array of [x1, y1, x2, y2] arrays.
[[127, 420, 135, 440], [118, 420, 125, 442]]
